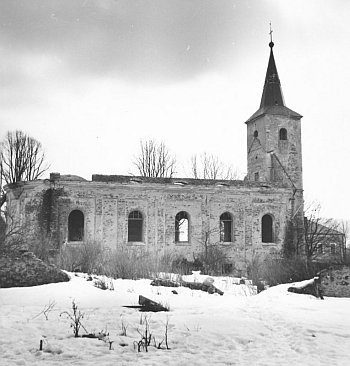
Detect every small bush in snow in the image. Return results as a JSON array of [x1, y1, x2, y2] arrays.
[[55, 242, 180, 280], [55, 240, 108, 273], [60, 300, 88, 338], [135, 314, 152, 352], [94, 277, 114, 290], [248, 254, 330, 286], [119, 318, 129, 336]]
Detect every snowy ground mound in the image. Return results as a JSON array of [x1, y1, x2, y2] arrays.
[[1, 272, 349, 366]]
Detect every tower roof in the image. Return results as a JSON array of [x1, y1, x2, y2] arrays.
[[246, 41, 302, 123], [260, 41, 284, 108]]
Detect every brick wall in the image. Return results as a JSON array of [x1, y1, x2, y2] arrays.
[[0, 251, 70, 288], [5, 175, 303, 276]]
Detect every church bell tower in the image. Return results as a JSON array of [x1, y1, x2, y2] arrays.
[[245, 37, 303, 192]]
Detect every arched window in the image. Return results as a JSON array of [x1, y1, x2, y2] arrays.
[[68, 210, 84, 241], [175, 211, 189, 242], [128, 210, 143, 242], [220, 212, 233, 242], [254, 130, 258, 138], [279, 128, 287, 140], [262, 214, 274, 243]]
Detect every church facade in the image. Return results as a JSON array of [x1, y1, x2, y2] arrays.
[[5, 41, 305, 275]]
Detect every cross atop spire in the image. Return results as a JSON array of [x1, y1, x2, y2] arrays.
[[269, 22, 273, 44], [269, 22, 275, 49]]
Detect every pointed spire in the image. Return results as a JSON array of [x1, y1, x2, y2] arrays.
[[259, 29, 285, 108], [246, 29, 302, 123]]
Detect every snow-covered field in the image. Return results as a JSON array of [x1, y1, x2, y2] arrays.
[[1, 272, 349, 366]]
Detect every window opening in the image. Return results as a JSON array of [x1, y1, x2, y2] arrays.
[[254, 130, 258, 138], [279, 128, 287, 140], [220, 212, 233, 242], [128, 210, 143, 242], [317, 244, 323, 254], [330, 244, 336, 255], [254, 172, 259, 181], [223, 263, 233, 274], [262, 214, 273, 243], [68, 210, 84, 241], [175, 211, 189, 242]]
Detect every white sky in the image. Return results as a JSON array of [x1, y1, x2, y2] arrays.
[[1, 0, 350, 223]]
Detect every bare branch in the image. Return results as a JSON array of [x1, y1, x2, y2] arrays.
[[300, 201, 346, 262], [132, 139, 177, 178], [0, 130, 50, 207], [0, 130, 50, 183], [188, 153, 240, 180]]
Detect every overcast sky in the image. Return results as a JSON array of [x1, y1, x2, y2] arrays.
[[1, 0, 350, 223]]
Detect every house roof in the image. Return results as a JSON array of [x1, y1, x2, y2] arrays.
[[305, 218, 345, 237]]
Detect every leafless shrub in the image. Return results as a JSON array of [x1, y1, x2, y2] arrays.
[[55, 240, 107, 273], [104, 249, 166, 280], [0, 217, 27, 257], [56, 241, 178, 280], [193, 227, 232, 275], [163, 315, 171, 350], [60, 300, 88, 338], [94, 277, 114, 291], [256, 255, 328, 286], [119, 318, 129, 337], [26, 230, 57, 264], [134, 314, 152, 352], [33, 300, 56, 320]]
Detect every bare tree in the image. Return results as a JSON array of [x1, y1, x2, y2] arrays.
[[301, 202, 345, 263], [193, 227, 233, 275], [189, 153, 239, 180], [132, 139, 177, 178], [0, 130, 50, 207], [0, 211, 26, 256], [333, 219, 349, 263]]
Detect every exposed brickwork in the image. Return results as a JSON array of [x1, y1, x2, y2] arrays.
[[319, 266, 350, 298], [5, 175, 302, 275], [0, 251, 70, 288], [246, 114, 303, 191]]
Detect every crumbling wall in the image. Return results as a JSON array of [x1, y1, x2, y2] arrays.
[[0, 251, 70, 288], [5, 175, 298, 277], [319, 266, 350, 298]]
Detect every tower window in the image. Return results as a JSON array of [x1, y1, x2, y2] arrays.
[[262, 214, 274, 243], [279, 128, 287, 140], [128, 210, 143, 242], [254, 130, 258, 138], [220, 212, 233, 242], [68, 210, 84, 241], [254, 172, 259, 181], [175, 211, 189, 242]]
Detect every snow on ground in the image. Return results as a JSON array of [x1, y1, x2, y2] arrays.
[[1, 272, 350, 366]]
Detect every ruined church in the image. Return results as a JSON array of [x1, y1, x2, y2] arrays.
[[5, 40, 305, 275]]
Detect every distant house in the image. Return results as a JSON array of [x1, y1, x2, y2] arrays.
[[304, 218, 346, 264]]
